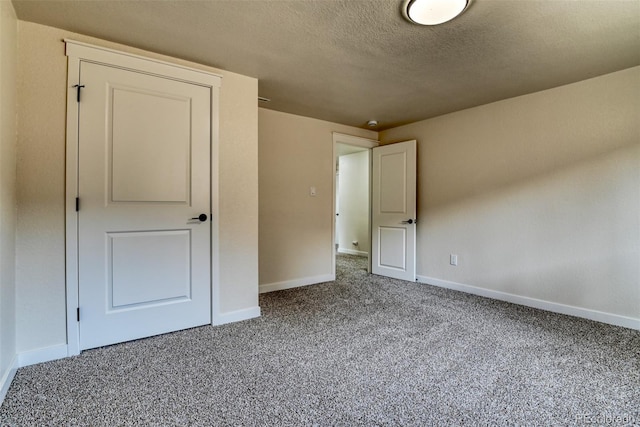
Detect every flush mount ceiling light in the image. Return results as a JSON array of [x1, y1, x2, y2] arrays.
[[403, 0, 470, 26]]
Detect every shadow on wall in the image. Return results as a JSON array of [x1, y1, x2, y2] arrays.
[[416, 82, 639, 211], [420, 143, 640, 318]]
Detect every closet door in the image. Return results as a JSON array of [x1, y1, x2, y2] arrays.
[[77, 61, 212, 350]]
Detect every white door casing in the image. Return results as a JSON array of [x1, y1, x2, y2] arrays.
[[371, 140, 417, 281], [65, 40, 222, 354]]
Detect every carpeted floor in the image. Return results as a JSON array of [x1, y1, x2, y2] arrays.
[[1, 254, 639, 426]]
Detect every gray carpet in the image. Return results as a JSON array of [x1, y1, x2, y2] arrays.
[[1, 254, 639, 426]]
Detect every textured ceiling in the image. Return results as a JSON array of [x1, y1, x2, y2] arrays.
[[12, 0, 640, 130]]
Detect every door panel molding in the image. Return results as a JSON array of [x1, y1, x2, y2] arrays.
[[108, 83, 193, 204], [107, 229, 192, 309], [65, 40, 222, 356]]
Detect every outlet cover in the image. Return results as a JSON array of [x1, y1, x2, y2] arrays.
[[450, 254, 458, 266]]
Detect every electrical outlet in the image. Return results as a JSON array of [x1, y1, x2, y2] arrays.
[[310, 186, 317, 196], [450, 254, 458, 266]]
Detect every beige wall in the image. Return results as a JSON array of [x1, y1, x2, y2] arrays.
[[8, 19, 638, 362], [380, 67, 640, 321], [259, 108, 376, 287], [15, 21, 259, 353], [0, 0, 18, 383], [338, 151, 370, 255]]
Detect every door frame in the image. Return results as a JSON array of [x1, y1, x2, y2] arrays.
[[64, 40, 222, 356], [331, 132, 378, 278]]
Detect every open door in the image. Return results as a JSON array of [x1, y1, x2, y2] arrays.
[[371, 140, 417, 281]]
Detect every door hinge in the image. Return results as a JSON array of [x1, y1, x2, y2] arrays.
[[77, 307, 80, 322], [72, 84, 85, 103], [75, 197, 79, 212]]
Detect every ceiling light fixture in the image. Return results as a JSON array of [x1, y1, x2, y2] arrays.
[[403, 0, 470, 26], [367, 120, 378, 127]]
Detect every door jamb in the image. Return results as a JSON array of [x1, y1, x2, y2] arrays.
[[64, 40, 222, 356], [331, 132, 378, 278]]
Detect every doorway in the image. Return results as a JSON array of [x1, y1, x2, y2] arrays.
[[332, 133, 378, 277], [336, 146, 369, 256]]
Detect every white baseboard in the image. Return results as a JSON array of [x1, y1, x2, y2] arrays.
[[259, 274, 335, 294], [213, 306, 261, 326], [337, 248, 368, 256], [417, 275, 640, 331], [0, 354, 18, 405], [18, 344, 69, 368]]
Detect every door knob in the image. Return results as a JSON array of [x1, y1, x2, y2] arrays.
[[191, 214, 208, 222], [401, 219, 415, 224]]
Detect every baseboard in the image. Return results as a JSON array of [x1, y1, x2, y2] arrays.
[[17, 344, 69, 368], [337, 248, 368, 256], [0, 354, 18, 405], [417, 275, 640, 331], [259, 274, 335, 294], [213, 306, 261, 326]]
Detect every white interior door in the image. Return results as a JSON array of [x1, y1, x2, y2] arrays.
[[77, 61, 211, 350], [335, 172, 340, 248], [371, 140, 417, 281]]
